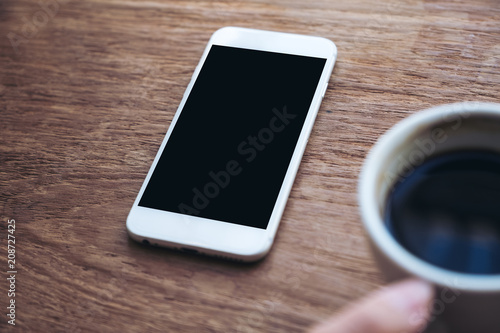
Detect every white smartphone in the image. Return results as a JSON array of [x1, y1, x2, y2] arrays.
[[127, 27, 337, 261]]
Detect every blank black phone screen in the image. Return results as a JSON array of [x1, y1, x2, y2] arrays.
[[139, 45, 326, 229]]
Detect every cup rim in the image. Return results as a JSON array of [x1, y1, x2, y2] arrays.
[[358, 102, 500, 291]]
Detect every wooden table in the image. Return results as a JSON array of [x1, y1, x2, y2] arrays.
[[1, 0, 499, 331]]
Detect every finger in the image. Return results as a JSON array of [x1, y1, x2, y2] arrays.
[[309, 279, 435, 333]]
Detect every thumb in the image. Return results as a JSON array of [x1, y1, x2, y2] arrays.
[[309, 279, 435, 333]]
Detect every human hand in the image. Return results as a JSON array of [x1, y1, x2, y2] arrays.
[[309, 279, 435, 333]]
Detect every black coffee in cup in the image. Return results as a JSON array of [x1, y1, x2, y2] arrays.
[[384, 150, 500, 274]]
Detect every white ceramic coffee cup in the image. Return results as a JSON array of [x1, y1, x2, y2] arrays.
[[358, 102, 500, 333]]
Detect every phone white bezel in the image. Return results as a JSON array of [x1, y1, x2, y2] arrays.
[[127, 27, 337, 261]]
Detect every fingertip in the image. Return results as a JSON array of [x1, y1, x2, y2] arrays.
[[376, 278, 435, 332], [384, 278, 435, 314], [308, 279, 435, 333]]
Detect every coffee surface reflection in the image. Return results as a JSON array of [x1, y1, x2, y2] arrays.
[[385, 150, 500, 275]]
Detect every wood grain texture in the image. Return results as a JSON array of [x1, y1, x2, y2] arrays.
[[1, 0, 499, 332]]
